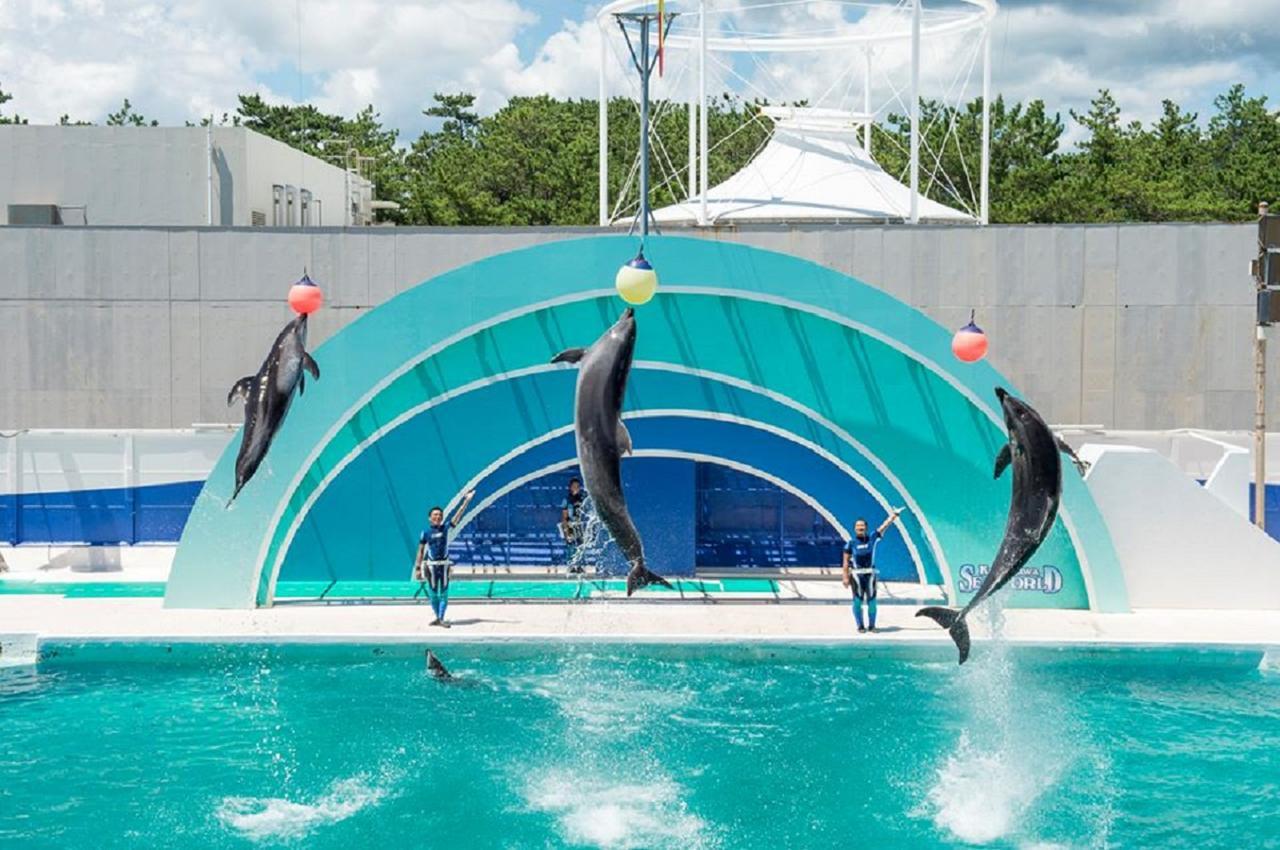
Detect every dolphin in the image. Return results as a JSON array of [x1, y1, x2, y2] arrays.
[[917, 387, 1080, 664], [225, 314, 320, 506], [551, 308, 671, 596], [426, 650, 453, 681]]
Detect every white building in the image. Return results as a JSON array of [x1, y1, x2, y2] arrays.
[[0, 125, 375, 227]]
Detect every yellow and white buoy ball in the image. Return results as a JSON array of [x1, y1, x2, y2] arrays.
[[615, 252, 658, 306]]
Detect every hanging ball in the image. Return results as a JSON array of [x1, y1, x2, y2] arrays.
[[615, 252, 658, 306], [952, 313, 988, 363], [288, 271, 324, 315]]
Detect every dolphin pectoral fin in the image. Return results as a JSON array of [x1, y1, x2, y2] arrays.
[[916, 607, 971, 664], [303, 352, 320, 380], [1055, 435, 1090, 476], [993, 443, 1012, 479], [626, 564, 672, 596], [616, 419, 633, 455], [550, 347, 587, 365], [227, 376, 255, 406]]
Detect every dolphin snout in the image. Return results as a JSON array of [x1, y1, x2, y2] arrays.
[[994, 386, 1009, 403], [622, 307, 635, 319]]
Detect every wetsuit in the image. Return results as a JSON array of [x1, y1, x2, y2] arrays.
[[561, 490, 585, 568], [419, 522, 451, 621], [845, 530, 881, 630]]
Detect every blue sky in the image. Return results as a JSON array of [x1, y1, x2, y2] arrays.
[[1, 1, 1278, 146]]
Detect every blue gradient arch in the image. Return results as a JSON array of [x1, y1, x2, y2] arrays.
[[167, 235, 1128, 611], [276, 396, 934, 587]]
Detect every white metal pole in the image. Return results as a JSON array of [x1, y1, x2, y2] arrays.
[[206, 120, 214, 225], [909, 0, 921, 224], [862, 48, 872, 154], [1258, 201, 1270, 531], [688, 96, 697, 201], [599, 25, 610, 227], [980, 19, 991, 225], [698, 0, 708, 225]]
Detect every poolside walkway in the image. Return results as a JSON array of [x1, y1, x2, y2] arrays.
[[3, 594, 1279, 650]]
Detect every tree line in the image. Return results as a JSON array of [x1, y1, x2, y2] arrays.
[[3, 83, 1280, 225]]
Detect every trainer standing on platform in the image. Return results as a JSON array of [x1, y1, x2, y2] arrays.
[[842, 507, 905, 634], [560, 476, 586, 572], [414, 490, 475, 628]]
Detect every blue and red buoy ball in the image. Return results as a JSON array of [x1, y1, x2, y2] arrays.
[[952, 312, 988, 363], [288, 272, 324, 315]]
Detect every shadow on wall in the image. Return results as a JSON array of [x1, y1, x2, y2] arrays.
[[215, 147, 233, 225]]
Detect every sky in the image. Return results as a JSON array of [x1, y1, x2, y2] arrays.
[[1, 0, 1279, 147]]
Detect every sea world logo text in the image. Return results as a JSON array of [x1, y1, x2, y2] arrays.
[[957, 564, 1063, 594]]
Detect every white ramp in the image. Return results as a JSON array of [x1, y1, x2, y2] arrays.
[[1081, 444, 1280, 610]]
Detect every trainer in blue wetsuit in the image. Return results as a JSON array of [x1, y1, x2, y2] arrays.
[[842, 508, 906, 633], [414, 490, 475, 628], [559, 476, 586, 572]]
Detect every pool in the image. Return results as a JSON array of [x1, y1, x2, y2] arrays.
[[2, 642, 1278, 848]]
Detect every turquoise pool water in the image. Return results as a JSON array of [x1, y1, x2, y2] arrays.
[[2, 642, 1278, 849]]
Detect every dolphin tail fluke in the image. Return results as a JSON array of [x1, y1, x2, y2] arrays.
[[625, 564, 672, 596], [916, 606, 971, 664]]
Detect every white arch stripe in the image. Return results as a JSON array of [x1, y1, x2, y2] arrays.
[[633, 362, 950, 596], [448, 450, 887, 576], [622, 410, 927, 583], [260, 368, 942, 602], [446, 411, 927, 583]]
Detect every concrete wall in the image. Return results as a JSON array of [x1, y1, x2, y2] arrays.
[[0, 222, 1265, 430], [0, 127, 362, 227]]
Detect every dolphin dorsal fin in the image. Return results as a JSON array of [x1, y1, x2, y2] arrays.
[[616, 419, 633, 455], [550, 347, 587, 365]]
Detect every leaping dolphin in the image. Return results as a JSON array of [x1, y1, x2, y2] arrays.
[[917, 387, 1081, 664], [225, 314, 319, 506], [551, 308, 671, 596]]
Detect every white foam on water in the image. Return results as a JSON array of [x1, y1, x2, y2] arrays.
[[926, 731, 1064, 845], [216, 775, 391, 843], [524, 770, 712, 850]]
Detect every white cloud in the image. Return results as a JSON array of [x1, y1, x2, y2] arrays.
[[0, 0, 1278, 146]]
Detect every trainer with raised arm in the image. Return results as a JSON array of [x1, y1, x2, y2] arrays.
[[842, 507, 905, 634], [414, 490, 475, 628]]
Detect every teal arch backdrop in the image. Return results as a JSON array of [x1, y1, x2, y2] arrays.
[[166, 235, 1128, 612]]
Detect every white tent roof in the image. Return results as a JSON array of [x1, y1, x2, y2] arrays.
[[652, 109, 974, 225]]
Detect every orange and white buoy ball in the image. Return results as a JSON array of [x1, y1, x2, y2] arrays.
[[288, 272, 324, 315], [952, 312, 988, 363]]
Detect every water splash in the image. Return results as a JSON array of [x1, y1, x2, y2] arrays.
[[216, 774, 392, 842], [524, 770, 711, 850], [565, 494, 613, 578], [920, 600, 1086, 846]]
